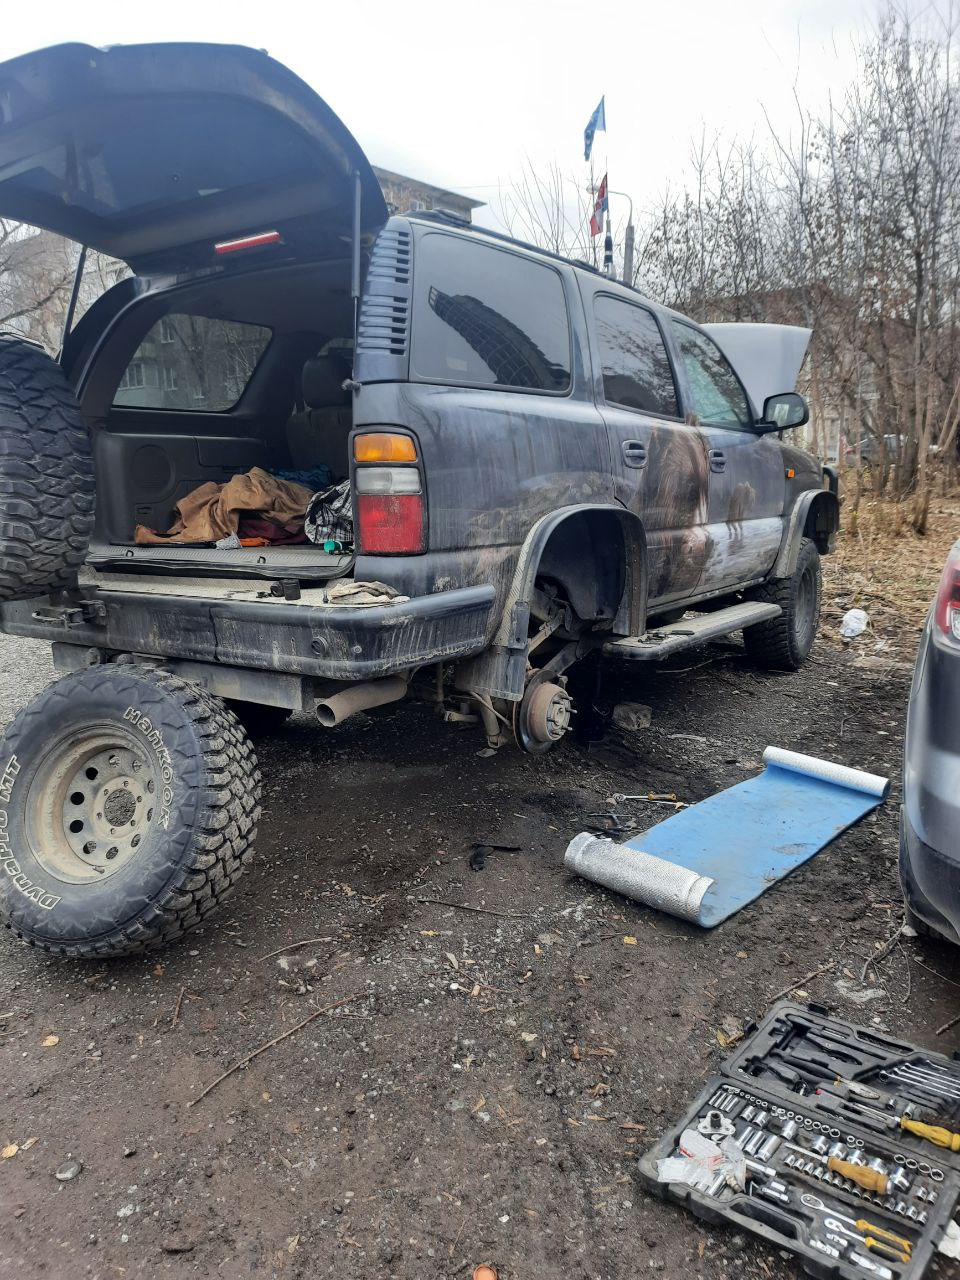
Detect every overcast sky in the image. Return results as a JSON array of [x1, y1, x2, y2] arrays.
[[0, 0, 917, 235]]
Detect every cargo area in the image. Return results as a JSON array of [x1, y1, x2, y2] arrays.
[[77, 257, 360, 583]]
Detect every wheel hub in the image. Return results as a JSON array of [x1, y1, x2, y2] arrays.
[[27, 735, 157, 883], [514, 677, 574, 753]]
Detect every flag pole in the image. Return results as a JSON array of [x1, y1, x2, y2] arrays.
[[602, 111, 613, 276]]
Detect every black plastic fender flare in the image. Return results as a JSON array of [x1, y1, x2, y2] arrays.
[[771, 489, 839, 580]]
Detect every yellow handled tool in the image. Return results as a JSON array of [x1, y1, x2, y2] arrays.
[[851, 1220, 912, 1254], [900, 1116, 960, 1150], [860, 1237, 911, 1264], [826, 1157, 888, 1194]]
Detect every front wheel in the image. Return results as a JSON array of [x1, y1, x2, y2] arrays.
[[743, 538, 822, 671], [0, 665, 261, 958]]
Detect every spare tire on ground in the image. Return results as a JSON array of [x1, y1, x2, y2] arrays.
[[0, 665, 261, 958], [0, 335, 95, 601]]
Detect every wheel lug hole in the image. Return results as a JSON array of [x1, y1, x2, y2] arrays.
[[82, 841, 97, 856], [106, 847, 119, 860], [131, 835, 141, 848]]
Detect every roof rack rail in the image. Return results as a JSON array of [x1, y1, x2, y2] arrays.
[[410, 210, 601, 275]]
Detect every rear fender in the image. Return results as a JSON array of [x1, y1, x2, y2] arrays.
[[455, 504, 648, 700]]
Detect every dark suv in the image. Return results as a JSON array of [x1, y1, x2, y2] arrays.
[[0, 42, 839, 957]]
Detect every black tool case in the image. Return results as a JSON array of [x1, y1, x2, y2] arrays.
[[638, 1002, 960, 1278]]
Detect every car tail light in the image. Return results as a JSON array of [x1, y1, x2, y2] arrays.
[[353, 433, 424, 554], [356, 495, 425, 553], [934, 545, 960, 641], [354, 432, 417, 463]]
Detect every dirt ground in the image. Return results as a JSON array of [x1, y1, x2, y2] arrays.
[[2, 499, 960, 1280]]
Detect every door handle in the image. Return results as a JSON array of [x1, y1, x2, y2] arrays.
[[709, 448, 726, 473], [621, 439, 648, 468]]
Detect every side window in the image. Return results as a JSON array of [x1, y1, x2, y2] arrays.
[[670, 321, 752, 427], [411, 233, 571, 392], [114, 315, 272, 411], [594, 296, 679, 417]]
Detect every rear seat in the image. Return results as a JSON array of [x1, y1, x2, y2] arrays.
[[286, 354, 352, 480]]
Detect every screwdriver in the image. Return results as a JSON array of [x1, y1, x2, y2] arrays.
[[800, 1196, 911, 1254], [824, 1222, 911, 1265]]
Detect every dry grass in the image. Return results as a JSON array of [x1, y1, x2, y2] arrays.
[[822, 492, 960, 655]]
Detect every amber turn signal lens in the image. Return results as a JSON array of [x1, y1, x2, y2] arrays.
[[354, 432, 417, 463]]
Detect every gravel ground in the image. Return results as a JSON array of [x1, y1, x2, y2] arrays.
[[0, 608, 959, 1280]]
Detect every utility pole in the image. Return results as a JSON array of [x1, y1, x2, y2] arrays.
[[584, 184, 635, 284], [622, 220, 635, 286]]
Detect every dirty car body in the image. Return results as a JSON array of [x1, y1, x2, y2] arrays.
[[0, 41, 840, 955], [0, 46, 837, 719], [901, 539, 960, 945]]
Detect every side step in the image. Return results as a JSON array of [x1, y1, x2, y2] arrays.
[[603, 601, 782, 662]]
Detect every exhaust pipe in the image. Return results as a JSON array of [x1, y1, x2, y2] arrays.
[[315, 676, 407, 728]]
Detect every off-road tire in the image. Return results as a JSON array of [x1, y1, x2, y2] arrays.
[[226, 700, 293, 736], [743, 538, 822, 671], [0, 336, 95, 601], [0, 665, 260, 958]]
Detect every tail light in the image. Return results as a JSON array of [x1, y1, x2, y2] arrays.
[[934, 544, 960, 640], [353, 433, 425, 554]]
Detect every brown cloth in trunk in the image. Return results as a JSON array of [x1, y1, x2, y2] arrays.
[[135, 468, 314, 545]]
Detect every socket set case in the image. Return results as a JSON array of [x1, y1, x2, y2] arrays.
[[638, 1002, 960, 1278]]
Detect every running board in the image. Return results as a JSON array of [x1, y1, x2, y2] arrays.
[[603, 601, 782, 662]]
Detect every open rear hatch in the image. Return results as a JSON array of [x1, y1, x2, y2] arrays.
[[0, 41, 387, 272], [0, 42, 388, 586]]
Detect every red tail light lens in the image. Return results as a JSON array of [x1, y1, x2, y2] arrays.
[[934, 545, 960, 640], [356, 494, 425, 554]]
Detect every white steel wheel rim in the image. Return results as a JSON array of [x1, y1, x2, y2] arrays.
[[24, 727, 159, 884]]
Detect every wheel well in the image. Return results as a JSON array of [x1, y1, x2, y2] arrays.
[[803, 491, 840, 554], [534, 510, 633, 629]]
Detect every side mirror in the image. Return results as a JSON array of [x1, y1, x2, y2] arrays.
[[756, 391, 809, 434]]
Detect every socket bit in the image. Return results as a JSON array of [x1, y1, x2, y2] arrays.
[[758, 1136, 780, 1162]]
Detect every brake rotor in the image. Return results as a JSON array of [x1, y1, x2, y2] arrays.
[[513, 674, 573, 754]]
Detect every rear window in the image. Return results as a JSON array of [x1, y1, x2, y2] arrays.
[[114, 315, 272, 411], [411, 232, 571, 393]]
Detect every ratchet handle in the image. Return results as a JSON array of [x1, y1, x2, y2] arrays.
[[827, 1158, 888, 1194]]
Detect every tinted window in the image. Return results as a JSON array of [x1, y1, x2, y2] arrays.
[[671, 322, 752, 427], [114, 315, 271, 411], [412, 233, 570, 392], [594, 296, 679, 416]]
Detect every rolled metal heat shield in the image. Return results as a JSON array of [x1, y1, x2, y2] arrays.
[[564, 831, 714, 923], [760, 746, 890, 799]]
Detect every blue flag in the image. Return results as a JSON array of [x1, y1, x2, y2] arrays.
[[584, 97, 606, 162]]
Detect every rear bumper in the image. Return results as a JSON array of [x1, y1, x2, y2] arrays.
[[0, 583, 496, 681], [900, 806, 960, 945]]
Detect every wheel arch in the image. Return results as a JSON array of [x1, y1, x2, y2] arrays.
[[495, 503, 648, 645], [455, 504, 648, 702], [771, 489, 839, 579]]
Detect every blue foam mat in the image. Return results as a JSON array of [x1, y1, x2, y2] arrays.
[[624, 755, 887, 927]]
